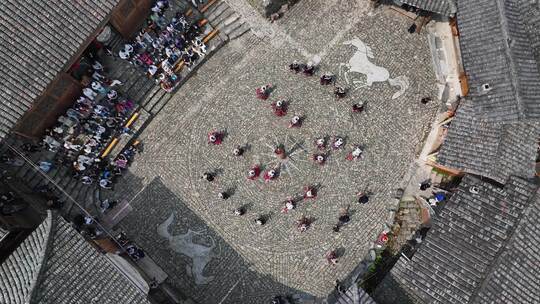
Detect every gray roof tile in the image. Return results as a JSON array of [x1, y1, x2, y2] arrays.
[[437, 100, 539, 184], [474, 189, 540, 304], [400, 0, 457, 16], [0, 212, 149, 304], [457, 0, 540, 122], [0, 0, 119, 140], [374, 175, 539, 304]]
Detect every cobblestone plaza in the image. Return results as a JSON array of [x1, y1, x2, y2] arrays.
[[115, 2, 439, 302]]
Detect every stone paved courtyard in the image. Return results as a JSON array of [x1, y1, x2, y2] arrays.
[[113, 1, 439, 303]]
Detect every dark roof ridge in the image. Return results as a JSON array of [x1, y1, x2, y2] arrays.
[[28, 211, 56, 303], [494, 0, 525, 121]]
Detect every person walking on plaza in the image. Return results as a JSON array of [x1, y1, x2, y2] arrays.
[[320, 72, 334, 85], [234, 207, 245, 216], [333, 206, 351, 232], [357, 191, 369, 204], [313, 153, 326, 165], [297, 215, 311, 232], [202, 172, 214, 182], [304, 185, 317, 199], [332, 137, 345, 150], [233, 146, 244, 156], [303, 61, 315, 76], [346, 145, 363, 161], [274, 145, 286, 159], [255, 215, 266, 225], [218, 191, 229, 200], [325, 250, 338, 265], [289, 60, 301, 73], [263, 168, 278, 183], [352, 102, 364, 113], [334, 86, 347, 98], [419, 179, 431, 191], [314, 137, 326, 150]]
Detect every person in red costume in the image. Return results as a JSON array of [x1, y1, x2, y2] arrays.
[[256, 84, 272, 100], [263, 168, 277, 183], [247, 165, 261, 180], [271, 99, 287, 116], [207, 130, 223, 145]]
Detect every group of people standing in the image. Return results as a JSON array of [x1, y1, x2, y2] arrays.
[[200, 59, 375, 270], [39, 53, 138, 190], [120, 0, 207, 92]]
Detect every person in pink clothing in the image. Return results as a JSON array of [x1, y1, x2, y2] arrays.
[[247, 165, 261, 180], [208, 130, 223, 145], [263, 169, 277, 183]]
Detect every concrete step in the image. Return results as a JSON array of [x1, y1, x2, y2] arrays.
[[122, 72, 146, 95], [148, 93, 174, 115], [223, 18, 243, 35], [132, 80, 157, 102], [109, 33, 125, 52], [144, 89, 168, 112], [62, 183, 84, 216], [212, 8, 235, 27], [222, 14, 240, 29], [141, 85, 163, 109], [125, 76, 150, 100], [206, 1, 228, 20], [63, 178, 79, 198], [228, 22, 251, 40], [110, 62, 137, 83], [173, 0, 192, 11]]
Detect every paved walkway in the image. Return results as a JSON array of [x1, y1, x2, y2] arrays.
[[108, 1, 439, 303]]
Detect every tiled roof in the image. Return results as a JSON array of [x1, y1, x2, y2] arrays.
[[0, 215, 52, 304], [457, 0, 540, 122], [374, 175, 538, 304], [0, 0, 119, 140], [520, 2, 540, 71], [437, 101, 539, 184], [0, 212, 150, 304], [474, 190, 540, 304], [0, 226, 9, 241], [400, 0, 457, 16]]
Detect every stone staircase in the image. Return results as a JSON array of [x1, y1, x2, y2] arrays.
[[202, 0, 251, 40]]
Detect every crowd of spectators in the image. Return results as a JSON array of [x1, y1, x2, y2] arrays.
[[119, 0, 207, 91], [41, 53, 140, 189]]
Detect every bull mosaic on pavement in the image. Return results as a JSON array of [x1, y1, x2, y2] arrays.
[[115, 2, 438, 303]]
